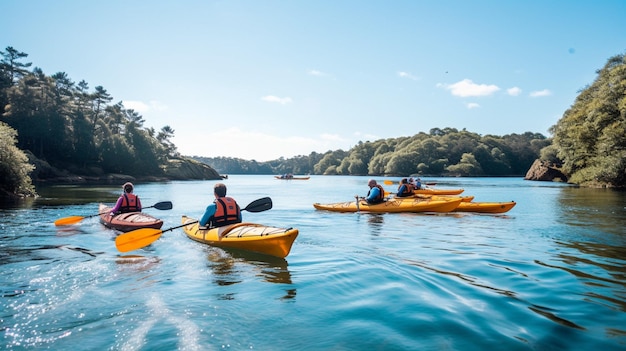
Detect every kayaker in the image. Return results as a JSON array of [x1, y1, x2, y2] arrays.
[[396, 178, 415, 197], [363, 179, 385, 204], [415, 177, 423, 189], [199, 183, 242, 228], [110, 182, 142, 215]]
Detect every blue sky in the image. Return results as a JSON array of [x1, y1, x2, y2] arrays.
[[2, 1, 625, 161]]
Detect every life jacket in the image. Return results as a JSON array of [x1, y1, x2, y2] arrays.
[[367, 184, 386, 204], [119, 193, 140, 213], [211, 196, 241, 227], [397, 183, 414, 197]]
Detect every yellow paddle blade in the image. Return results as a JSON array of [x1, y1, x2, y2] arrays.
[[383, 180, 394, 185], [54, 216, 85, 226], [115, 228, 163, 252]]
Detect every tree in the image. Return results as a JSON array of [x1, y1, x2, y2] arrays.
[[0, 122, 35, 197], [446, 153, 483, 176], [157, 125, 178, 157], [551, 53, 626, 187], [0, 46, 32, 84]]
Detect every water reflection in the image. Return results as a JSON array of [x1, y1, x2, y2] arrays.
[[205, 247, 295, 299], [358, 213, 384, 236], [0, 184, 120, 208], [557, 187, 626, 237], [55, 226, 90, 237]]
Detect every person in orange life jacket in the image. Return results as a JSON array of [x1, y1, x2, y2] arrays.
[[199, 183, 242, 228], [396, 178, 415, 197], [363, 179, 385, 204], [109, 182, 142, 215]]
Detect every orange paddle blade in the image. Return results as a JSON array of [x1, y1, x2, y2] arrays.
[[54, 216, 85, 226], [115, 228, 163, 252], [383, 180, 394, 185]]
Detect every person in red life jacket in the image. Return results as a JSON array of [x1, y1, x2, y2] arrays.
[[362, 179, 385, 204], [199, 183, 242, 228], [109, 182, 142, 215], [396, 178, 415, 197]]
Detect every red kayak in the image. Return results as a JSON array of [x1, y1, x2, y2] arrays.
[[98, 204, 163, 232]]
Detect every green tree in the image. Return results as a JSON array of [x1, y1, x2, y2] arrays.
[[551, 53, 626, 187], [0, 46, 32, 84], [0, 122, 35, 197], [157, 125, 178, 157], [446, 153, 483, 176]]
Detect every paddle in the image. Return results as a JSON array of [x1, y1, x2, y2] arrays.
[[115, 197, 273, 253], [54, 201, 173, 226]]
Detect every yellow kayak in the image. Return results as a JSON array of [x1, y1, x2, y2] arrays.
[[388, 193, 475, 203], [431, 195, 474, 202], [414, 188, 465, 195], [453, 201, 516, 214], [181, 216, 298, 258], [313, 197, 462, 213]]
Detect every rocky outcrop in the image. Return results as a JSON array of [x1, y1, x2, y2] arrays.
[[161, 157, 221, 180], [524, 159, 568, 182]]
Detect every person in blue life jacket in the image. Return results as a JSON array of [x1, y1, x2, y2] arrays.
[[200, 183, 242, 228], [396, 178, 415, 197], [110, 182, 142, 215], [415, 177, 423, 189], [363, 179, 385, 204]]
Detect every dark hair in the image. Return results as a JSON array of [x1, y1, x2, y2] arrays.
[[214, 183, 227, 197], [123, 182, 134, 193]]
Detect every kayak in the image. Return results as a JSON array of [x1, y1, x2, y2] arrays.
[[413, 188, 464, 195], [275, 176, 310, 180], [98, 204, 163, 232], [453, 201, 517, 214], [431, 195, 474, 202], [313, 197, 463, 213], [181, 216, 299, 258], [388, 193, 475, 203]]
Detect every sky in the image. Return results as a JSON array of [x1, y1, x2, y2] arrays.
[[2, 1, 625, 161]]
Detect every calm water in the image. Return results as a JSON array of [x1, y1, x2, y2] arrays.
[[1, 176, 625, 351]]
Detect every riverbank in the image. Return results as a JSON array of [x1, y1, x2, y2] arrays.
[[0, 155, 223, 201]]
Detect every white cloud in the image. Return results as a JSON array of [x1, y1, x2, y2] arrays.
[[174, 127, 352, 161], [122, 100, 167, 113], [261, 95, 293, 105], [507, 87, 522, 96], [466, 102, 480, 109], [529, 89, 552, 97], [443, 79, 500, 97], [397, 71, 419, 80]]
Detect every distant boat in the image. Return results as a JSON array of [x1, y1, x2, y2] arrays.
[[275, 175, 310, 180]]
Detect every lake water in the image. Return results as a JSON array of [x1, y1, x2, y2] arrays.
[[1, 176, 625, 350]]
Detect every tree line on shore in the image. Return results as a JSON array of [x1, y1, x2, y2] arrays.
[[195, 128, 549, 177], [2, 47, 624, 199]]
